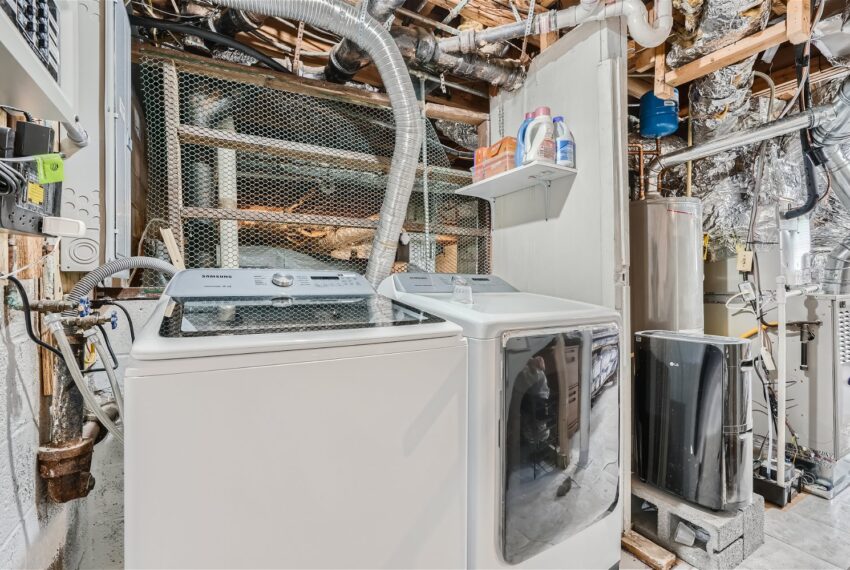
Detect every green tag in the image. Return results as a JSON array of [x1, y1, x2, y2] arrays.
[[35, 154, 64, 184]]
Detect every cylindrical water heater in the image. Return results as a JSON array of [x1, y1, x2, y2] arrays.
[[630, 196, 704, 333]]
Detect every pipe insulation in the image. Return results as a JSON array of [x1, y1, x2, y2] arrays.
[[645, 105, 837, 195], [439, 0, 672, 52], [64, 257, 179, 316], [324, 2, 524, 90], [211, 0, 423, 287]]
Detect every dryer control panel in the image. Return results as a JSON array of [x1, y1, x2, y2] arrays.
[[165, 269, 374, 299], [392, 273, 517, 294]]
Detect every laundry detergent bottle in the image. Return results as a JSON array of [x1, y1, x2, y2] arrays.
[[523, 106, 555, 164], [515, 112, 534, 167], [553, 116, 576, 168]]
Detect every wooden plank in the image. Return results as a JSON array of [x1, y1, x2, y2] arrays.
[[0, 230, 8, 287], [424, 102, 489, 125], [14, 236, 45, 280], [787, 0, 811, 44], [654, 43, 674, 99], [181, 207, 490, 237], [628, 78, 653, 98], [633, 47, 656, 72], [621, 530, 676, 570], [665, 22, 788, 87], [179, 124, 390, 172], [179, 124, 473, 185], [162, 61, 185, 252], [753, 65, 849, 98], [133, 44, 488, 125], [159, 228, 186, 270]]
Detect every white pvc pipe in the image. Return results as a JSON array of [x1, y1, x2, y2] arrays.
[[218, 116, 239, 268], [776, 275, 787, 485], [439, 0, 672, 53]]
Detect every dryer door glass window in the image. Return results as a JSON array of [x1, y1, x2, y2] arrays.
[[501, 325, 620, 564]]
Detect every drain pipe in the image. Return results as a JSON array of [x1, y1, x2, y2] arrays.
[[439, 0, 672, 53], [212, 0, 422, 287]]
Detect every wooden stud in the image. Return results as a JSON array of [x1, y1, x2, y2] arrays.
[[665, 22, 788, 87], [621, 530, 677, 570], [477, 119, 490, 148], [0, 230, 8, 287], [787, 0, 811, 45], [161, 61, 185, 252], [14, 236, 46, 280], [653, 43, 674, 99], [159, 228, 186, 270]]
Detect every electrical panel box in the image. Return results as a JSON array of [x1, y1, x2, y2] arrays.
[[0, 0, 60, 79], [60, 0, 133, 270]]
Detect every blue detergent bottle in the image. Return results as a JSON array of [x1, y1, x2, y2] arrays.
[[515, 112, 534, 167]]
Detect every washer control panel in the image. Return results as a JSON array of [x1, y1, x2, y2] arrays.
[[165, 269, 374, 299], [392, 273, 517, 294]]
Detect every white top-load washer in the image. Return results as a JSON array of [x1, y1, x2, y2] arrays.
[[379, 273, 622, 569], [124, 269, 468, 569]]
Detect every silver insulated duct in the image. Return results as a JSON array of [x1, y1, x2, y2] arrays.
[[212, 0, 423, 287]]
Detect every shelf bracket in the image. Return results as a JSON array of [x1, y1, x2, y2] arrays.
[[534, 177, 552, 221]]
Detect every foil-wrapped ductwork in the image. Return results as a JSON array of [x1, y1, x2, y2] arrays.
[[435, 119, 479, 150], [667, 0, 770, 68], [689, 58, 765, 255]]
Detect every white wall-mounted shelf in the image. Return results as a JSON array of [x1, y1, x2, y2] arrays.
[[0, 10, 75, 123], [455, 161, 577, 201]]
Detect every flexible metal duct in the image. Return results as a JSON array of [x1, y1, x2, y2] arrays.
[[212, 0, 423, 287], [819, 145, 850, 292], [325, 0, 405, 83]]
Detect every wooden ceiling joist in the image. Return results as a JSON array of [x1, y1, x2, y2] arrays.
[[132, 44, 490, 124], [663, 21, 789, 88]]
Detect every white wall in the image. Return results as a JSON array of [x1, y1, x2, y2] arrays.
[[489, 20, 629, 313], [0, 277, 82, 570]]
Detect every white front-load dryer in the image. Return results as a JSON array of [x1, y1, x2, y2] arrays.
[[124, 269, 468, 569], [380, 273, 622, 569]]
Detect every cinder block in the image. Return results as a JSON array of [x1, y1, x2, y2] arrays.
[[631, 477, 765, 569], [742, 494, 765, 558]]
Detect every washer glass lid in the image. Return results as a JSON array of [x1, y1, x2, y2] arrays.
[[158, 269, 443, 337]]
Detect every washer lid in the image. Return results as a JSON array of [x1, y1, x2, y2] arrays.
[[382, 275, 620, 339]]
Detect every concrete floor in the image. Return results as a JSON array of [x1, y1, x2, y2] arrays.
[[621, 491, 850, 570]]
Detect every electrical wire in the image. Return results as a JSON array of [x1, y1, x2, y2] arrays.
[[129, 14, 291, 74], [0, 105, 33, 122], [6, 276, 64, 359], [0, 238, 61, 280]]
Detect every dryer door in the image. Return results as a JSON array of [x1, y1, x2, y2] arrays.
[[500, 325, 620, 564]]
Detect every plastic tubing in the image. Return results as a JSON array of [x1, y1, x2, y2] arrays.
[[64, 257, 179, 316], [44, 315, 125, 444], [86, 329, 125, 420]]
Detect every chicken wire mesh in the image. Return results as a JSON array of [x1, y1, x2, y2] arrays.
[[136, 54, 490, 286]]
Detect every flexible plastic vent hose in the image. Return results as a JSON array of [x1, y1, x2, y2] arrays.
[[64, 257, 179, 316], [213, 0, 423, 287]]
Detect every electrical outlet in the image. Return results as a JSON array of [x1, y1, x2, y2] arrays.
[[736, 250, 754, 272]]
